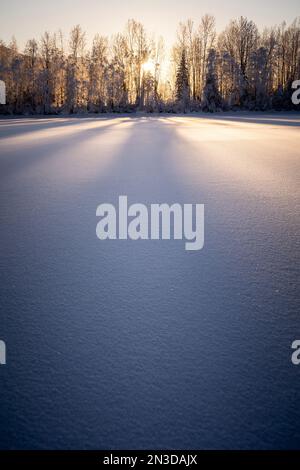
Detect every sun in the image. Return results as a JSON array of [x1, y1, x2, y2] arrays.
[[142, 59, 155, 74]]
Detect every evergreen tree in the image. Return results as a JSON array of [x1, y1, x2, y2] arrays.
[[201, 49, 222, 112], [248, 47, 271, 110], [175, 49, 190, 111]]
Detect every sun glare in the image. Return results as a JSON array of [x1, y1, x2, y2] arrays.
[[142, 60, 155, 74]]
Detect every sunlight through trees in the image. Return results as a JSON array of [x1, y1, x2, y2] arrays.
[[0, 16, 299, 114]]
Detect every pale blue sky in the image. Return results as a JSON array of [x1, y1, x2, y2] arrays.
[[1, 0, 299, 49]]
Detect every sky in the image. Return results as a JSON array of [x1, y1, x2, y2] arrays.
[[1, 0, 299, 50]]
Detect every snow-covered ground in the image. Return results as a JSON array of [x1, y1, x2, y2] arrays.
[[0, 113, 299, 449]]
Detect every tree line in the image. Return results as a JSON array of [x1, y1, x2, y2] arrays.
[[0, 16, 299, 114]]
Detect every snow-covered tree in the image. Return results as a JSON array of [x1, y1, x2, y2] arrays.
[[248, 47, 271, 110], [88, 35, 108, 112], [175, 49, 190, 111], [66, 25, 87, 113], [201, 49, 222, 112]]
